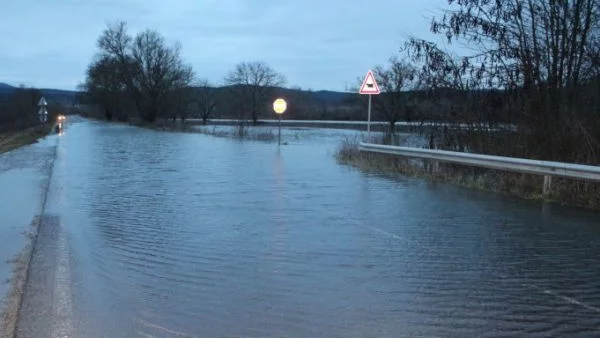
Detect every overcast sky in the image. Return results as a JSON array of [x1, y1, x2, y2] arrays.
[[0, 0, 447, 91]]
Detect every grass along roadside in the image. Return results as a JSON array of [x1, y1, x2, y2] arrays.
[[336, 136, 600, 211], [0, 124, 55, 155]]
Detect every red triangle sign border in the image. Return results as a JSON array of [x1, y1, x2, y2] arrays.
[[359, 70, 380, 95]]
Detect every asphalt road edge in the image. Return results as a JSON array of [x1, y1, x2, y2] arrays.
[[0, 142, 57, 338]]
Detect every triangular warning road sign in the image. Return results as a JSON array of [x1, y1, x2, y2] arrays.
[[359, 70, 380, 95], [38, 97, 48, 106]]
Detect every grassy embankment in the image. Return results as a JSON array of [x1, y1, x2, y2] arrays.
[[0, 124, 55, 154], [336, 135, 600, 211]]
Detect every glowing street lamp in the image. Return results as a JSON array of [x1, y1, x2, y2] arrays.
[[273, 98, 287, 146]]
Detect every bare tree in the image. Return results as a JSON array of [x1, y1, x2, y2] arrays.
[[224, 61, 285, 124], [371, 56, 421, 132], [130, 30, 194, 122], [79, 55, 126, 120], [193, 79, 217, 124], [165, 86, 195, 122], [96, 21, 139, 116], [85, 21, 194, 122], [406, 0, 600, 162]]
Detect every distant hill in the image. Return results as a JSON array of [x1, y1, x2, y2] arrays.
[[38, 88, 81, 104], [0, 83, 80, 105], [312, 90, 352, 104], [2, 82, 361, 120], [198, 85, 354, 106], [1, 82, 354, 106], [205, 85, 360, 120]]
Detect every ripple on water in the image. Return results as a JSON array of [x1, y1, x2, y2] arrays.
[[47, 120, 600, 337]]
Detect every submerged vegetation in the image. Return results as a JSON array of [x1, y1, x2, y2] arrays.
[[336, 133, 600, 211], [198, 124, 277, 142], [137, 119, 278, 142]]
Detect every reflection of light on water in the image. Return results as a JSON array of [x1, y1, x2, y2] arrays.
[[270, 150, 287, 257], [273, 149, 285, 205]]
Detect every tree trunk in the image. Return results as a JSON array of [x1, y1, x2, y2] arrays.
[[389, 120, 396, 134], [144, 106, 158, 123], [252, 110, 258, 125]]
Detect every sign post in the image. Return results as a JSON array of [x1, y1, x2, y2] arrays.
[[37, 96, 48, 124], [273, 98, 287, 146], [359, 70, 381, 141]]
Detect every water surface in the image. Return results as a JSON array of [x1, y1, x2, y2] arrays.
[[40, 118, 600, 337]]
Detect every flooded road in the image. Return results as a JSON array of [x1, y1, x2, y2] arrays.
[[0, 134, 55, 320], [17, 117, 600, 337]]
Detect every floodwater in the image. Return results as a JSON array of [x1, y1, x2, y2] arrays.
[[17, 118, 600, 337], [0, 134, 56, 306]]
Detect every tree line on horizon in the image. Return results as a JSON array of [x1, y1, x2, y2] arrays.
[[80, 0, 600, 167], [78, 21, 369, 125], [79, 21, 338, 125]]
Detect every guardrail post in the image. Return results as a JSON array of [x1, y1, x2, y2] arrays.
[[543, 175, 552, 199]]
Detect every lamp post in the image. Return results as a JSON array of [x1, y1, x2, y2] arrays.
[[273, 98, 287, 146]]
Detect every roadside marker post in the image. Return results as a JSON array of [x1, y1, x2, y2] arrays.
[[38, 96, 48, 124], [359, 70, 381, 140]]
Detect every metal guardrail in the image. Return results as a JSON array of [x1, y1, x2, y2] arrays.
[[358, 142, 600, 196]]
